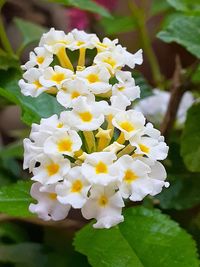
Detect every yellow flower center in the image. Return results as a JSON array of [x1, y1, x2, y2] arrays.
[[79, 111, 93, 122], [71, 180, 83, 193], [120, 121, 134, 132], [139, 144, 150, 153], [124, 169, 138, 183], [118, 86, 125, 91], [77, 41, 85, 46], [87, 73, 100, 83], [46, 163, 60, 176], [57, 138, 72, 152], [37, 56, 44, 64], [103, 57, 116, 68], [98, 195, 108, 206], [33, 80, 42, 89], [51, 73, 65, 84], [95, 161, 108, 174], [71, 91, 80, 99], [49, 193, 57, 200], [57, 122, 64, 128]]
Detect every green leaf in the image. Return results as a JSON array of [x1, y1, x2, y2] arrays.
[[181, 102, 200, 172], [151, 0, 171, 16], [0, 243, 47, 267], [0, 181, 33, 217], [100, 16, 137, 35], [167, 0, 200, 14], [74, 207, 199, 267], [46, 0, 111, 18], [0, 69, 65, 125], [0, 141, 23, 159], [157, 14, 200, 58], [0, 54, 20, 70], [157, 173, 200, 210], [14, 18, 46, 54]]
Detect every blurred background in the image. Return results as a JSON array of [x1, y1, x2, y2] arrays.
[[0, 0, 199, 266]]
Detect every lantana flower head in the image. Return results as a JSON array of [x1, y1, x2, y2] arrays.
[[20, 28, 169, 229]]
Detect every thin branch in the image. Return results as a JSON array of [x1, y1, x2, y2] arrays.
[[160, 56, 199, 138]]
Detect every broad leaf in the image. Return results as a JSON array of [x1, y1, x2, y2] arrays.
[[0, 54, 20, 70], [181, 103, 200, 172], [0, 181, 33, 217], [167, 0, 200, 14], [157, 14, 200, 58], [14, 18, 46, 53], [151, 0, 171, 16], [100, 16, 137, 35], [46, 0, 111, 18], [74, 207, 199, 267]]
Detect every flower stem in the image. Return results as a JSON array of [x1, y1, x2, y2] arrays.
[[128, 0, 163, 86], [0, 14, 13, 55]]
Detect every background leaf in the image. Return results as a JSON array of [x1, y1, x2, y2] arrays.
[[157, 14, 200, 58], [74, 207, 199, 267], [181, 102, 200, 172], [14, 18, 46, 53], [167, 0, 200, 14], [0, 181, 33, 217]]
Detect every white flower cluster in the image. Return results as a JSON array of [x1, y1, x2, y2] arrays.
[[20, 28, 169, 229]]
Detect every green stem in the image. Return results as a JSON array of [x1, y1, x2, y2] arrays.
[[128, 1, 163, 86], [0, 14, 13, 55]]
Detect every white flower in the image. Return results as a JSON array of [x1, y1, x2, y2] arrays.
[[63, 97, 107, 131], [81, 152, 121, 186], [115, 46, 143, 68], [112, 110, 145, 140], [56, 78, 93, 108], [115, 155, 151, 199], [30, 114, 70, 142], [39, 28, 74, 54], [76, 65, 111, 94], [129, 157, 169, 201], [29, 182, 71, 221], [56, 166, 90, 208], [92, 37, 118, 52], [81, 184, 124, 229], [107, 95, 131, 116], [112, 70, 140, 101], [69, 29, 97, 50], [94, 50, 124, 74], [39, 66, 74, 89], [22, 47, 53, 70], [19, 68, 47, 97], [44, 130, 82, 157], [131, 136, 169, 160], [32, 155, 70, 185], [23, 138, 43, 172]]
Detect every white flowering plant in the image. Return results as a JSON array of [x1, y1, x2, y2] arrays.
[[18, 28, 170, 229], [0, 0, 200, 266]]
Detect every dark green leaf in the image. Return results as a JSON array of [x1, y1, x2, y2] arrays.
[[14, 18, 46, 53], [0, 181, 33, 217], [74, 206, 199, 267], [181, 102, 200, 172], [157, 14, 200, 58], [0, 243, 47, 267], [0, 141, 23, 159], [100, 16, 137, 35], [0, 54, 20, 70], [46, 0, 111, 18], [157, 173, 200, 210], [167, 0, 200, 14]]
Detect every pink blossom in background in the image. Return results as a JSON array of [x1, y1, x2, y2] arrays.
[[67, 0, 118, 30]]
